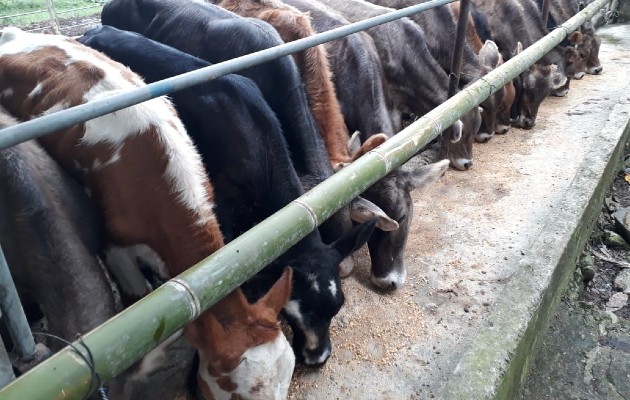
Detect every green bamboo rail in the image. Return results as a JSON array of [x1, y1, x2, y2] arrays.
[[0, 0, 610, 398]]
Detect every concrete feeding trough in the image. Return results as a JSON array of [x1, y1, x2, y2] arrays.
[[289, 23, 630, 400]]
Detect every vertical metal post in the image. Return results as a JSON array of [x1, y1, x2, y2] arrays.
[[0, 322, 16, 389], [449, 0, 470, 98], [0, 245, 36, 361], [44, 0, 61, 34], [542, 0, 551, 26]]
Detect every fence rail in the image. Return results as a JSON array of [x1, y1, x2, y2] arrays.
[[0, 0, 612, 398]]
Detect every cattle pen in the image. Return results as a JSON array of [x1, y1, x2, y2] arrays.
[[0, 0, 624, 399]]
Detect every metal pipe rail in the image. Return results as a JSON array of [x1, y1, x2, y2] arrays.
[[0, 0, 610, 398], [0, 0, 456, 150], [0, 246, 36, 361]]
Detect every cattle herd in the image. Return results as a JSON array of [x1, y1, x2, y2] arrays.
[[0, 0, 603, 398]]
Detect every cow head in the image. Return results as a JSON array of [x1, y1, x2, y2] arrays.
[[476, 40, 506, 142], [563, 31, 588, 80], [283, 219, 377, 365], [186, 269, 294, 400], [581, 23, 602, 75], [512, 43, 566, 129], [440, 107, 481, 170], [361, 159, 449, 290]]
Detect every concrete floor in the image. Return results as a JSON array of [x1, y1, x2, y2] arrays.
[[288, 23, 630, 399]]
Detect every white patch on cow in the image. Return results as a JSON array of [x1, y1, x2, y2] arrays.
[[132, 244, 169, 279], [0, 28, 214, 225], [475, 132, 493, 143], [198, 334, 294, 400], [307, 346, 331, 366], [371, 268, 407, 290], [198, 356, 233, 400], [27, 82, 43, 98], [495, 124, 510, 134], [92, 148, 122, 171], [553, 86, 569, 97], [452, 158, 473, 171], [284, 300, 303, 325], [306, 274, 319, 293], [72, 159, 89, 175], [328, 280, 338, 298], [574, 71, 585, 80], [0, 88, 13, 98], [284, 300, 318, 351]]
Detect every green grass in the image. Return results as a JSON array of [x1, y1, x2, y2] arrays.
[[0, 0, 103, 27]]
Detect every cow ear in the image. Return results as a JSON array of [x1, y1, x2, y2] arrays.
[[568, 31, 583, 45], [256, 267, 292, 315], [212, 288, 251, 322], [347, 131, 361, 155], [479, 40, 501, 69], [332, 218, 377, 258], [350, 197, 399, 232], [351, 133, 388, 161], [401, 159, 449, 192]]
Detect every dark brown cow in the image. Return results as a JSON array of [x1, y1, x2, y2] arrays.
[[448, 2, 516, 134], [0, 27, 294, 400], [534, 0, 603, 75], [368, 0, 503, 143], [318, 0, 481, 171], [284, 0, 396, 141], [475, 0, 572, 128]]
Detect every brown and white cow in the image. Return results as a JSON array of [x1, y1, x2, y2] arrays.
[[208, 0, 387, 170], [0, 27, 294, 399]]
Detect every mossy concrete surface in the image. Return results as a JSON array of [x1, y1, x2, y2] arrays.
[[442, 24, 630, 400]]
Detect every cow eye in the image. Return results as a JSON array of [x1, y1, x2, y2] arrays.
[[398, 214, 407, 223]]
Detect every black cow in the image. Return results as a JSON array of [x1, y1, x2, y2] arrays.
[[100, 0, 355, 246], [79, 25, 378, 366], [316, 0, 481, 171]]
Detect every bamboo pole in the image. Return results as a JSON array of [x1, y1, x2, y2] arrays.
[[0, 0, 611, 398], [44, 0, 61, 35]]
